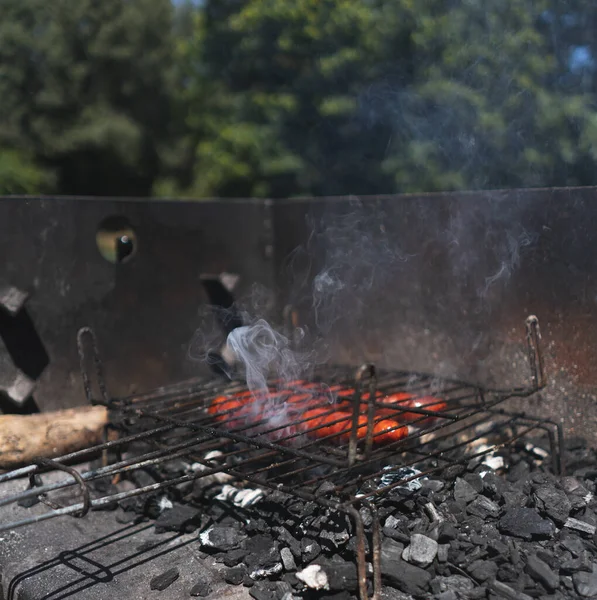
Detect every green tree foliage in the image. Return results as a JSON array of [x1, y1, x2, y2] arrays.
[[2, 0, 597, 198], [175, 0, 597, 197], [0, 0, 178, 196], [177, 0, 413, 197]]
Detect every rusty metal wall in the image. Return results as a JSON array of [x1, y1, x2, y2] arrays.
[[1, 191, 597, 441]]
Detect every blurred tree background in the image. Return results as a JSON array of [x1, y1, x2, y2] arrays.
[[1, 0, 597, 197]]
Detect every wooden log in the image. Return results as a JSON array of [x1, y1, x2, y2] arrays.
[[0, 405, 109, 469]]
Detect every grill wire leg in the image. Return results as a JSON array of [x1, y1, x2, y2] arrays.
[[348, 364, 376, 467], [347, 506, 370, 600], [525, 315, 545, 390]]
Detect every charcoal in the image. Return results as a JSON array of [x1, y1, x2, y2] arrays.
[[154, 503, 201, 533], [497, 562, 521, 583], [573, 565, 597, 597], [189, 578, 212, 597], [564, 517, 597, 536], [199, 526, 247, 551], [466, 559, 497, 582], [502, 490, 528, 508], [507, 460, 531, 482], [319, 528, 351, 549], [383, 526, 410, 543], [243, 574, 255, 588], [437, 544, 449, 563], [534, 485, 572, 524], [467, 495, 501, 519], [300, 538, 321, 563], [482, 472, 512, 500], [431, 575, 473, 597], [436, 592, 457, 600], [489, 580, 533, 600], [116, 511, 142, 524], [463, 473, 484, 492], [17, 495, 40, 508], [499, 508, 555, 540], [150, 567, 179, 591], [316, 558, 358, 591], [380, 556, 431, 596], [379, 588, 415, 600], [453, 478, 478, 503], [280, 547, 296, 571], [381, 538, 405, 565], [561, 553, 593, 574], [225, 565, 247, 585], [422, 478, 445, 493], [245, 535, 280, 569], [437, 522, 458, 544], [402, 533, 438, 567], [249, 581, 293, 600], [223, 548, 248, 567], [524, 554, 559, 591], [273, 527, 301, 558], [560, 534, 585, 557]]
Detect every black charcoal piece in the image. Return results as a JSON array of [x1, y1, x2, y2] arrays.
[[482, 472, 512, 500], [502, 490, 528, 508], [199, 526, 247, 551], [154, 503, 201, 533], [467, 495, 501, 519], [437, 544, 449, 563], [487, 537, 509, 558], [317, 558, 358, 591], [380, 556, 431, 596], [116, 511, 141, 524], [489, 580, 533, 600], [300, 538, 321, 563], [280, 547, 296, 571], [438, 522, 458, 543], [497, 563, 520, 583], [454, 478, 478, 503], [422, 479, 445, 493], [249, 581, 293, 600], [431, 575, 474, 598], [526, 553, 559, 591], [561, 535, 586, 557], [225, 565, 247, 585], [245, 535, 280, 570], [189, 578, 212, 597], [223, 547, 248, 567], [534, 485, 572, 524], [273, 527, 301, 558], [150, 568, 179, 591], [17, 495, 40, 508], [466, 560, 498, 582], [573, 565, 597, 597], [379, 588, 415, 600], [381, 539, 405, 565], [499, 508, 555, 540], [463, 473, 484, 493]]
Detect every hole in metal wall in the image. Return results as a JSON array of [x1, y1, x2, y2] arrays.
[[96, 216, 137, 264]]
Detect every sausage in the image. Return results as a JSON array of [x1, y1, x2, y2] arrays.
[[208, 386, 409, 445]]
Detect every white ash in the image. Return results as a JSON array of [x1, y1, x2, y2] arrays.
[[189, 450, 233, 485], [157, 496, 173, 512], [215, 484, 265, 508], [250, 562, 283, 580], [296, 565, 330, 590]]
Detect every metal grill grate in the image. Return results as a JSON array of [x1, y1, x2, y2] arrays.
[[0, 317, 562, 600]]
